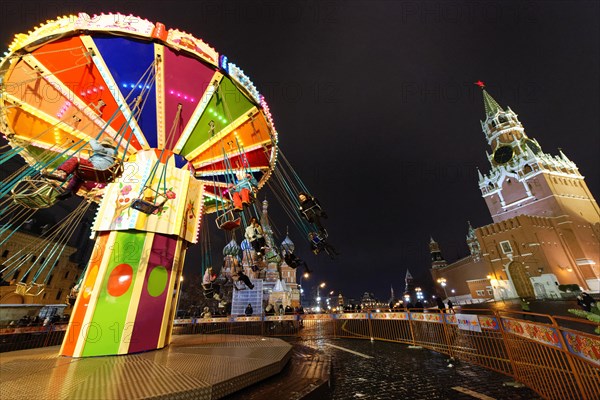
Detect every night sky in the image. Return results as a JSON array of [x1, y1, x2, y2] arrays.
[[1, 1, 598, 301]]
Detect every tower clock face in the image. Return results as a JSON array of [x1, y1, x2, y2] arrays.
[[525, 139, 541, 155], [493, 146, 514, 164]]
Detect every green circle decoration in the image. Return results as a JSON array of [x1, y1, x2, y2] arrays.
[[147, 265, 168, 297]]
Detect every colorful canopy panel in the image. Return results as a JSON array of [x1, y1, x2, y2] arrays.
[[0, 13, 278, 213]]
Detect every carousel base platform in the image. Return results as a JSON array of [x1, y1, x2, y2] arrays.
[[0, 335, 292, 400]]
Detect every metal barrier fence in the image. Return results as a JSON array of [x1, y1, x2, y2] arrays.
[[0, 324, 67, 353], [185, 309, 599, 400], [1, 310, 597, 400]]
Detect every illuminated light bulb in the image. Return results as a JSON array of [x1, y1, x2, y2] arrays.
[[122, 83, 127, 88]]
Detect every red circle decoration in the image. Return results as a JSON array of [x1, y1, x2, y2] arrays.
[[107, 263, 133, 297]]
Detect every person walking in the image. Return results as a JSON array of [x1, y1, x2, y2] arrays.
[[520, 298, 532, 320], [436, 297, 446, 313]]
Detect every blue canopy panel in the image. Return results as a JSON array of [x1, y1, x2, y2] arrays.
[[93, 37, 158, 148]]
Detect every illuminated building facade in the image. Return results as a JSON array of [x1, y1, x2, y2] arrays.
[[431, 88, 600, 300], [0, 230, 82, 308]]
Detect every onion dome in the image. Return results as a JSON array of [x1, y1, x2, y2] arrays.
[[281, 235, 295, 254], [222, 239, 240, 256], [240, 239, 252, 251]]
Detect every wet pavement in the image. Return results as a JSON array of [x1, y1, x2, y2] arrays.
[[310, 338, 541, 400], [226, 337, 541, 400]]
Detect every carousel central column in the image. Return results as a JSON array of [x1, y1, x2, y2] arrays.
[[60, 150, 203, 357]]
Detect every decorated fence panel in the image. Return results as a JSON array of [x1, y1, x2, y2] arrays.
[[333, 313, 371, 340], [409, 312, 450, 354], [444, 313, 513, 376], [299, 314, 335, 340], [500, 316, 599, 400], [369, 312, 413, 344]]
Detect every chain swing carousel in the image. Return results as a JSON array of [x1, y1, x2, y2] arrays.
[[0, 13, 278, 357]]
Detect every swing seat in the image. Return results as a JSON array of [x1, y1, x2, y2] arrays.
[[216, 209, 242, 230], [232, 280, 247, 291], [11, 179, 63, 209], [131, 198, 167, 214], [202, 283, 221, 300], [132, 186, 168, 215], [301, 203, 323, 218], [15, 282, 45, 296], [76, 161, 123, 184]]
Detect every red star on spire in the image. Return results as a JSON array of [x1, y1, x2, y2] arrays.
[[475, 80, 485, 88]]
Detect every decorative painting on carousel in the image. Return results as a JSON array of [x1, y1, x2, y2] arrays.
[[562, 331, 600, 366], [501, 318, 562, 349], [369, 312, 409, 320], [92, 150, 203, 242]]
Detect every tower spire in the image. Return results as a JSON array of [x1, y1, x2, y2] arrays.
[[475, 81, 504, 116], [482, 88, 504, 117]]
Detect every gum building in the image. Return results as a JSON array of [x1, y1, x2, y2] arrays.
[[430, 87, 600, 301]]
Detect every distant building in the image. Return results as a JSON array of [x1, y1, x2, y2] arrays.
[[430, 87, 600, 301], [360, 292, 377, 309], [0, 230, 82, 308], [402, 270, 416, 303]]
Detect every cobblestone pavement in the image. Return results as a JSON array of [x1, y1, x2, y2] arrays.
[[304, 338, 541, 400]]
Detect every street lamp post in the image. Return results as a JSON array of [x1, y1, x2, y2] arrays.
[[298, 271, 309, 306], [437, 278, 448, 299], [316, 282, 326, 312], [415, 287, 423, 301]]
